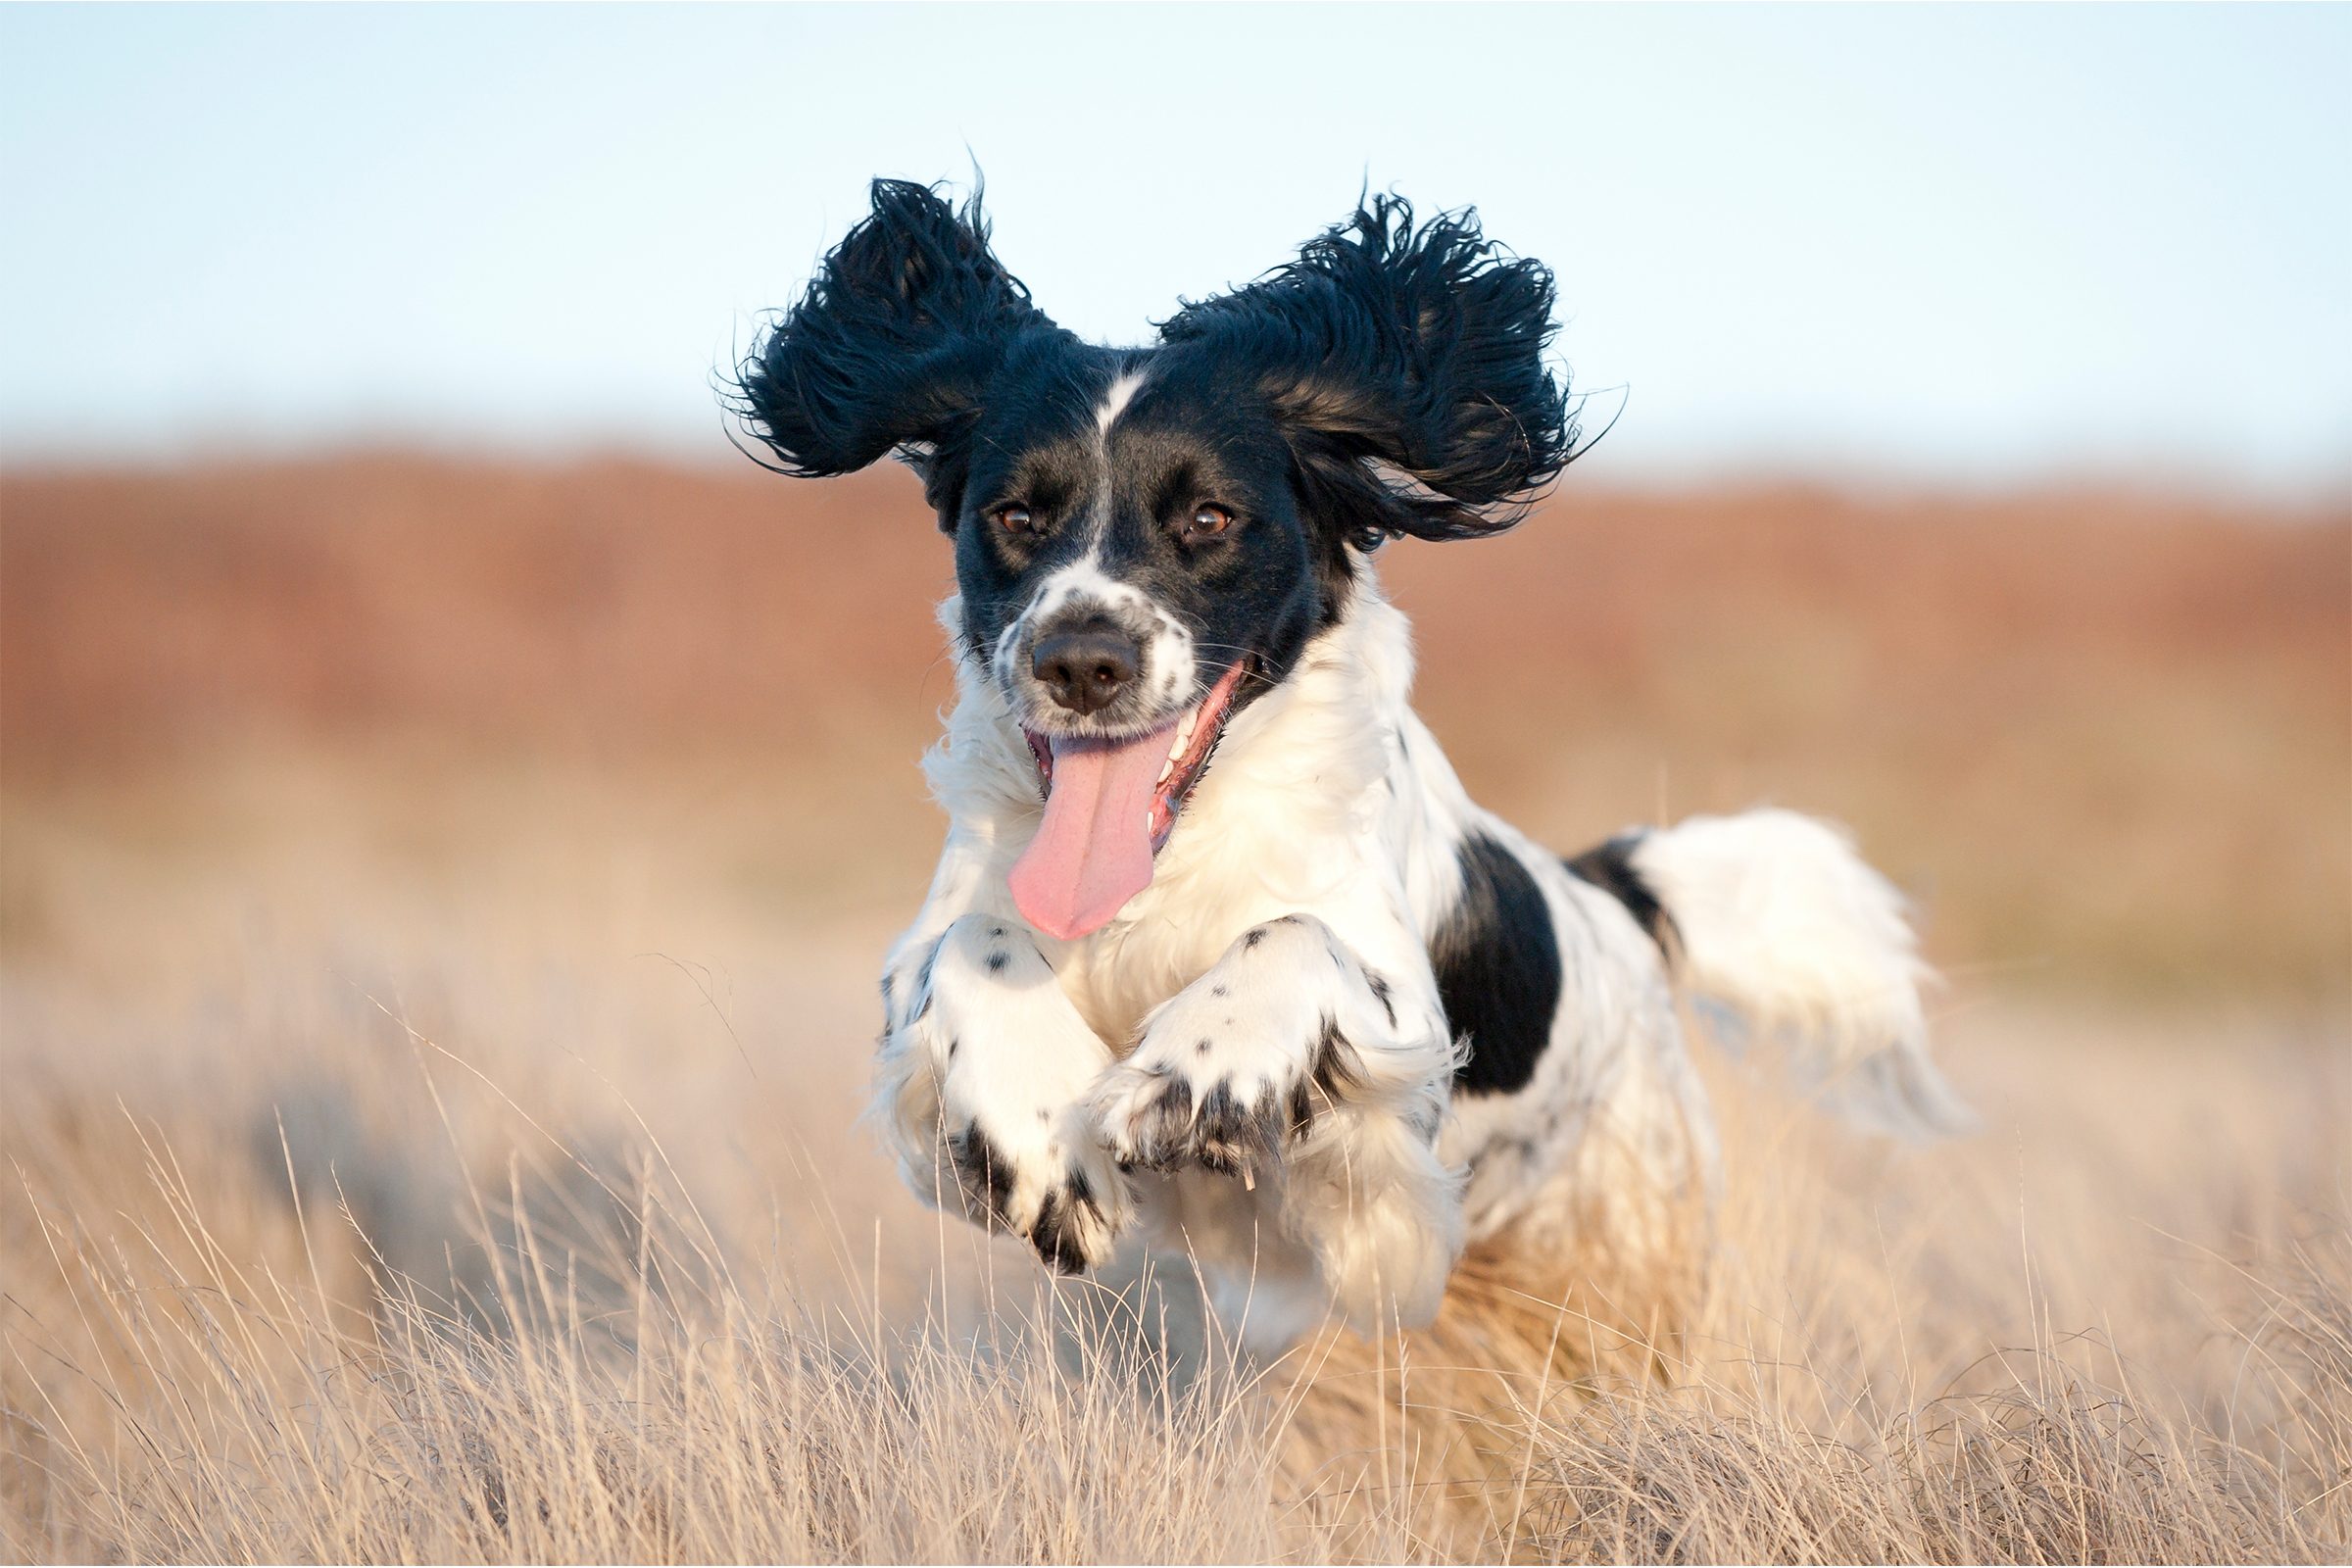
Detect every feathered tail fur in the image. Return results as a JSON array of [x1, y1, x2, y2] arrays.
[[1622, 808, 1972, 1138]]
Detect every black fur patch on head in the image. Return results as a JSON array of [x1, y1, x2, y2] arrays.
[[1158, 194, 1577, 550], [1565, 831, 1678, 954], [1431, 832, 1563, 1096], [947, 340, 1343, 708]]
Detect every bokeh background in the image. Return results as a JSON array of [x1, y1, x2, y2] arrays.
[[1, 7, 2348, 1557]]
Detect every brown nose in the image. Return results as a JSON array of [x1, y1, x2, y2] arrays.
[[1033, 624, 1141, 715]]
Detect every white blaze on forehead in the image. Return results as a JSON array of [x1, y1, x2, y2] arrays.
[[1094, 369, 1145, 437]]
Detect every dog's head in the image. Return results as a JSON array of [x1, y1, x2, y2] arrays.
[[735, 179, 1576, 937]]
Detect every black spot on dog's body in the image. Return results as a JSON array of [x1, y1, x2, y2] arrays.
[[1364, 970, 1397, 1028], [1196, 1037, 1213, 1056], [986, 950, 1008, 973], [1210, 984, 1228, 998], [1243, 928, 1266, 951], [1565, 831, 1678, 954], [1431, 832, 1563, 1096]]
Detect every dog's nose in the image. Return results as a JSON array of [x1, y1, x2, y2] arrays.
[[1033, 624, 1142, 715]]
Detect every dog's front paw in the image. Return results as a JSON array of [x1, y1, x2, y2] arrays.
[[1092, 1057, 1294, 1177], [1092, 920, 1363, 1180], [945, 1105, 1125, 1273]]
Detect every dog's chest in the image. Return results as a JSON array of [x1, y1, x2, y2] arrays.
[[1050, 918, 1230, 1054]]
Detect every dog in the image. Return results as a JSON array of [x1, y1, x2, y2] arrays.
[[732, 179, 1967, 1354]]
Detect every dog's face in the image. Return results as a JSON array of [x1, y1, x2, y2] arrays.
[[735, 180, 1576, 936], [951, 342, 1336, 734]]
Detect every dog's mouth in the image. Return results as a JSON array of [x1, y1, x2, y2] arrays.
[[1006, 659, 1251, 941]]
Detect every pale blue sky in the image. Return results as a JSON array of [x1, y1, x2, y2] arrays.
[[3, 3, 2346, 492]]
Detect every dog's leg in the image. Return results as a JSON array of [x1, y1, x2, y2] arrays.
[[873, 912, 1129, 1272], [1091, 913, 1463, 1331]]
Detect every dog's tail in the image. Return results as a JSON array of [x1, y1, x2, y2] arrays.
[[1570, 808, 1972, 1139]]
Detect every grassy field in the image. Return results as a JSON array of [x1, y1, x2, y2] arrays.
[[3, 458, 2347, 1560]]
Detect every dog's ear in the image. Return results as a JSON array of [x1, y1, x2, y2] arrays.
[[733, 179, 1055, 483], [1159, 196, 1574, 547]]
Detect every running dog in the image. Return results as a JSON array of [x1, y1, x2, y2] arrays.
[[733, 180, 1966, 1352]]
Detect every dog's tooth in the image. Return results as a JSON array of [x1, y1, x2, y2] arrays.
[[1168, 727, 1190, 763], [1156, 758, 1174, 785]]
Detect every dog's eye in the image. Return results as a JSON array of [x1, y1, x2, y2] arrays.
[[1183, 504, 1235, 540], [991, 504, 1035, 535]]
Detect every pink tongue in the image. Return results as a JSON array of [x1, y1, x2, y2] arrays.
[[1008, 723, 1177, 941]]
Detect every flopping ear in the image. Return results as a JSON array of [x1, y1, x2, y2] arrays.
[[1158, 195, 1575, 546], [732, 178, 1057, 485]]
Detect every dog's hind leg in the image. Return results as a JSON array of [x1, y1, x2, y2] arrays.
[[1090, 912, 1464, 1335], [874, 913, 1131, 1272]]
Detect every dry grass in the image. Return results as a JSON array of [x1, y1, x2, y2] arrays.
[[2, 754, 2345, 1563]]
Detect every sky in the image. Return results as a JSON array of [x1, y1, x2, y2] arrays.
[[2, 3, 2347, 493]]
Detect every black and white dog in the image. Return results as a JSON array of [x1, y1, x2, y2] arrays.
[[735, 181, 1966, 1352]]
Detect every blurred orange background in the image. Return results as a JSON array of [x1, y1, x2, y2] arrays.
[[5, 457, 2343, 1004]]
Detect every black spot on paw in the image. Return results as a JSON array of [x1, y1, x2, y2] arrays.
[[1287, 1019, 1366, 1138], [948, 1122, 1014, 1221], [1211, 984, 1228, 998], [1191, 1077, 1280, 1175], [990, 925, 1005, 940], [1288, 1077, 1317, 1137], [986, 950, 1008, 973], [1243, 928, 1266, 951], [1029, 1179, 1104, 1275], [1312, 1016, 1365, 1102], [911, 940, 944, 1023], [1124, 1072, 1197, 1170]]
